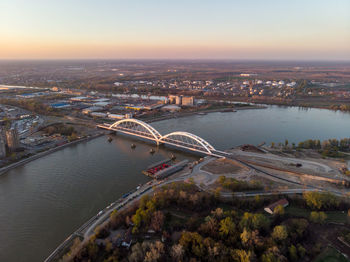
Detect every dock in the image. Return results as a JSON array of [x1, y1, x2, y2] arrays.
[[153, 160, 189, 179], [142, 158, 172, 178]]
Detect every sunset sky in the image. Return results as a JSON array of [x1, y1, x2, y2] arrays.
[[0, 0, 349, 60]]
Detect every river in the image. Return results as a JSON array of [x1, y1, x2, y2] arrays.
[[0, 105, 350, 262]]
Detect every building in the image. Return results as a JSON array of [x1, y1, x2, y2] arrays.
[[90, 112, 107, 118], [107, 113, 132, 120], [70, 96, 90, 102], [82, 106, 103, 115], [175, 96, 182, 105], [168, 95, 194, 106], [182, 96, 194, 106], [50, 102, 71, 109], [264, 199, 289, 214], [0, 128, 6, 158], [6, 128, 20, 152], [168, 95, 177, 104]]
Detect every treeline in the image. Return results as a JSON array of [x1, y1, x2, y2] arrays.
[[272, 138, 350, 158], [44, 124, 75, 136], [62, 183, 349, 262], [330, 104, 350, 112], [297, 138, 350, 157], [43, 123, 78, 141], [0, 98, 60, 116]]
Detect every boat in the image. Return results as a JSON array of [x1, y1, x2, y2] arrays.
[[131, 144, 136, 149], [149, 148, 155, 154], [170, 154, 176, 160], [107, 137, 113, 142]]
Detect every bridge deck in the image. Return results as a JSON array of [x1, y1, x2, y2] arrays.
[[97, 123, 223, 156]]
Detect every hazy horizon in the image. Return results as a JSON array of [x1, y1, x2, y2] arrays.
[[1, 0, 349, 60]]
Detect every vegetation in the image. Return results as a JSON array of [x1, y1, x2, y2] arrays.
[[43, 123, 79, 141], [217, 176, 263, 192], [44, 123, 75, 136], [272, 137, 350, 158], [0, 98, 61, 116], [62, 183, 350, 262], [303, 191, 340, 210], [313, 246, 349, 262]]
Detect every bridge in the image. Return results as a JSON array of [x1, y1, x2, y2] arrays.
[[97, 119, 228, 157]]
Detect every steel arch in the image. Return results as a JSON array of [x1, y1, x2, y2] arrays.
[[160, 131, 215, 154], [109, 119, 162, 140]]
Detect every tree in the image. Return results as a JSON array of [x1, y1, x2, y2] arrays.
[[232, 249, 254, 262], [286, 218, 308, 241], [272, 225, 288, 241], [303, 191, 339, 210], [214, 187, 222, 199], [144, 241, 164, 262], [239, 212, 269, 231], [211, 208, 224, 219], [240, 228, 263, 249], [150, 211, 164, 232], [199, 217, 219, 238], [310, 211, 327, 224], [240, 228, 252, 247], [179, 232, 206, 258], [288, 245, 298, 262], [285, 139, 289, 147], [319, 211, 327, 223], [171, 244, 184, 261], [261, 247, 286, 262], [297, 244, 306, 257], [129, 243, 144, 262], [219, 217, 236, 236], [274, 205, 285, 216]]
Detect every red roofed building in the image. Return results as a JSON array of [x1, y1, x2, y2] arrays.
[[264, 198, 289, 214]]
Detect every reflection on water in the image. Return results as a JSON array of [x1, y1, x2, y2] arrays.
[[0, 105, 350, 262]]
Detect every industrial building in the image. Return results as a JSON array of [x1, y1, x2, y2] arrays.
[[0, 128, 6, 158], [168, 95, 194, 106], [6, 128, 20, 152], [181, 96, 194, 106]]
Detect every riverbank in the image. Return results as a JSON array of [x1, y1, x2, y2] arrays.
[[44, 180, 155, 262], [143, 104, 266, 124], [0, 132, 103, 176]]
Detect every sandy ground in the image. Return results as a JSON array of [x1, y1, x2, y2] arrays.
[[229, 148, 346, 180], [201, 158, 246, 174]]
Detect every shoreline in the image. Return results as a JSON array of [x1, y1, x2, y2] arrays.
[[143, 104, 266, 124], [0, 133, 103, 176]]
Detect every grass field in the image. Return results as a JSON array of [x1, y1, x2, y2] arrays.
[[313, 246, 349, 262], [285, 206, 349, 224]]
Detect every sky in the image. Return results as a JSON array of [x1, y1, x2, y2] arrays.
[[0, 0, 349, 60]]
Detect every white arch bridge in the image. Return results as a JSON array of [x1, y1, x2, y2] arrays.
[[97, 119, 228, 157]]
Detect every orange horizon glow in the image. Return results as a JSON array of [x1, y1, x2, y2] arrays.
[[1, 0, 349, 60]]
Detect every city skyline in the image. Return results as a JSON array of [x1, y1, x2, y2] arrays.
[[0, 0, 349, 60]]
